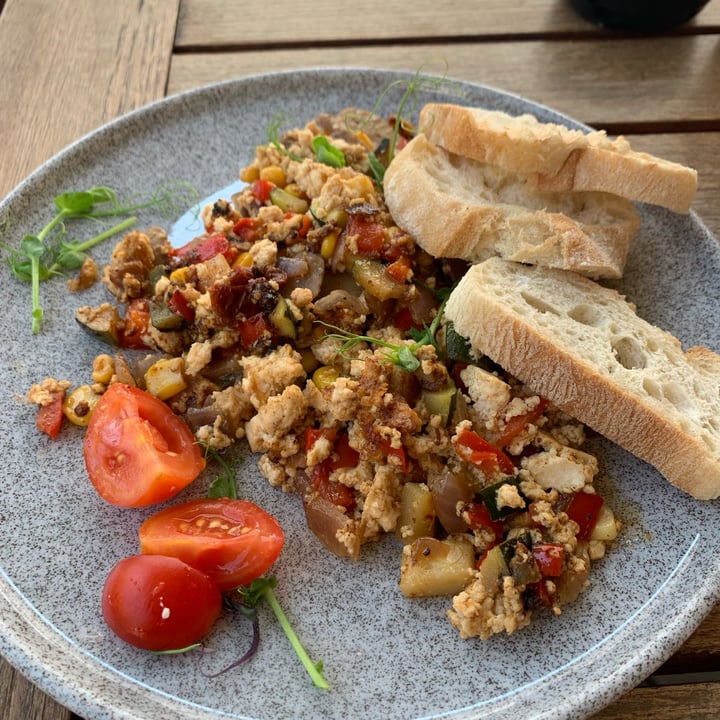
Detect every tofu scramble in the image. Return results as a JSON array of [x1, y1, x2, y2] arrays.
[[29, 108, 620, 640]]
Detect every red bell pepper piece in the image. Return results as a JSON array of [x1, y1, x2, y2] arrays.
[[386, 255, 413, 283], [566, 492, 604, 540], [173, 233, 231, 264], [251, 178, 273, 203], [454, 428, 515, 476], [237, 313, 273, 349], [532, 543, 565, 577], [120, 298, 151, 350], [494, 397, 550, 448], [347, 214, 385, 257], [167, 289, 195, 323], [464, 502, 504, 537]]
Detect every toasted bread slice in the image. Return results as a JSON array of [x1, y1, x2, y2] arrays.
[[420, 103, 698, 214], [444, 257, 720, 499], [384, 133, 640, 279]]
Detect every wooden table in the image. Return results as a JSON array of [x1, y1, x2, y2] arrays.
[[1, 1, 719, 718]]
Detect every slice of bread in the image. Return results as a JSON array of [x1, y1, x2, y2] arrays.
[[444, 257, 720, 500], [419, 103, 698, 214], [384, 133, 640, 279]]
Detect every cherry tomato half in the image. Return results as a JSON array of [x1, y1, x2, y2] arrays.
[[84, 383, 205, 507], [138, 498, 285, 590], [102, 554, 222, 652]]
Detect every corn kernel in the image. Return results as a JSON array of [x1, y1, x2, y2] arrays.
[[312, 365, 339, 390], [169, 267, 189, 283], [240, 166, 259, 183], [283, 183, 304, 198], [325, 208, 348, 228], [260, 165, 286, 187], [233, 251, 254, 268], [92, 354, 115, 384], [320, 232, 338, 260], [144, 357, 188, 400], [299, 348, 320, 375], [63, 385, 101, 426]]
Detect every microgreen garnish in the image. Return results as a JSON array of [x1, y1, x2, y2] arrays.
[[2, 182, 198, 334], [238, 576, 330, 689], [205, 446, 243, 499], [346, 57, 463, 183], [267, 112, 304, 162], [312, 136, 346, 168], [320, 292, 450, 372]]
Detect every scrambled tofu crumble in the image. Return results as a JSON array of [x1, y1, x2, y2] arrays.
[[29, 108, 620, 640]]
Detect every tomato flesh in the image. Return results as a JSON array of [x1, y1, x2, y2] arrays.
[[36, 391, 64, 439], [83, 383, 205, 507], [139, 498, 284, 590], [102, 554, 221, 651]]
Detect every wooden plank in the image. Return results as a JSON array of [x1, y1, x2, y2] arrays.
[[627, 132, 720, 240], [166, 35, 720, 130], [591, 682, 720, 719], [176, 0, 720, 46], [0, 657, 71, 720], [0, 0, 180, 199]]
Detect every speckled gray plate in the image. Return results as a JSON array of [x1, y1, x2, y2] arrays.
[[1, 68, 720, 720]]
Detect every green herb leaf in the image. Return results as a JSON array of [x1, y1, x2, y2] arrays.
[[239, 577, 330, 689], [205, 446, 242, 499], [267, 112, 304, 162], [311, 136, 346, 168], [2, 183, 196, 334]]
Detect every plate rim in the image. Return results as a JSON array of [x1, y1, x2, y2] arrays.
[[1, 65, 719, 720]]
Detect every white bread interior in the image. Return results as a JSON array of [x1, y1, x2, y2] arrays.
[[444, 257, 720, 500], [384, 133, 640, 279], [419, 103, 698, 214]]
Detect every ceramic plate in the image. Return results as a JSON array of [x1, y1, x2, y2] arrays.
[[1, 68, 719, 720]]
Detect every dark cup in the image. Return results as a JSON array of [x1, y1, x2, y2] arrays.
[[568, 0, 711, 31]]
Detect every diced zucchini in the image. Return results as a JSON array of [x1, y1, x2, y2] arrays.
[[478, 477, 526, 520], [144, 357, 187, 400], [75, 303, 121, 346], [396, 482, 436, 544], [351, 257, 406, 301], [269, 296, 296, 339], [399, 536, 475, 598], [270, 187, 309, 214], [149, 301, 185, 331], [421, 380, 456, 425], [445, 322, 474, 363]]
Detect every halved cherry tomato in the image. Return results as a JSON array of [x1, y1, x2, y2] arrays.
[[138, 498, 285, 590], [36, 391, 65, 439], [83, 383, 205, 507], [454, 428, 515, 476], [102, 554, 221, 651], [566, 492, 604, 540]]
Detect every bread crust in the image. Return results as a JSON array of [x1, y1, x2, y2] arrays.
[[384, 133, 640, 279], [420, 103, 698, 214], [445, 258, 720, 499]]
